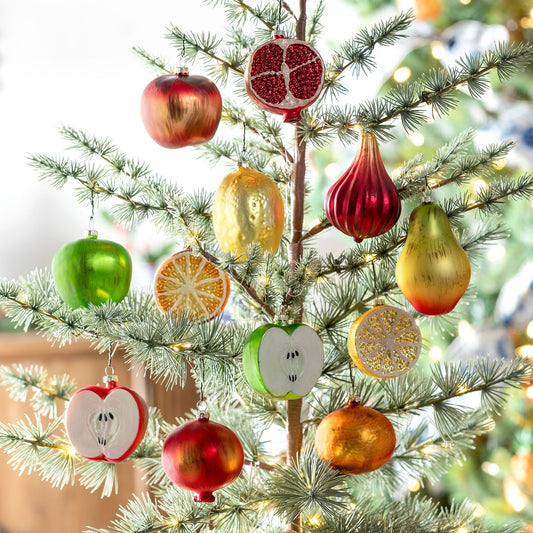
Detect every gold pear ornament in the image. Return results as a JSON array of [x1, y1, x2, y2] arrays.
[[395, 199, 471, 315]]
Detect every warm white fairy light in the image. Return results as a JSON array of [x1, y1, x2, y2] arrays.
[[408, 478, 421, 492], [429, 346, 444, 361], [473, 178, 488, 194], [516, 345, 533, 358], [459, 0, 471, 5], [364, 254, 376, 262], [472, 503, 486, 518], [481, 461, 500, 476], [325, 162, 342, 179], [525, 385, 533, 399], [457, 320, 475, 340], [410, 132, 425, 146], [457, 528, 469, 533], [526, 320, 533, 339], [393, 66, 412, 83], [431, 41, 445, 60], [486, 243, 506, 262], [258, 274, 269, 285]]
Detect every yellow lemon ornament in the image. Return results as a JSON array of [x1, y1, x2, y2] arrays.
[[212, 165, 284, 260]]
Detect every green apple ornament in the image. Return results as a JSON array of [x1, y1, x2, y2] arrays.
[[52, 230, 132, 309], [242, 322, 324, 400]]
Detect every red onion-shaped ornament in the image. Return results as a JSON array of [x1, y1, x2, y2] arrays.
[[325, 132, 401, 242], [161, 414, 244, 502], [245, 35, 324, 122]]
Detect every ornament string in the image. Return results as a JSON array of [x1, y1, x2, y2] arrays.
[[370, 259, 380, 302], [239, 120, 248, 164], [196, 358, 208, 417], [89, 186, 96, 232], [275, 0, 283, 33]]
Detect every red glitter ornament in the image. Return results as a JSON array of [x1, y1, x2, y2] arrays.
[[325, 131, 401, 242], [161, 414, 244, 502], [245, 35, 324, 122]]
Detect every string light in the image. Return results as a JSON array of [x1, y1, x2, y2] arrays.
[[325, 162, 342, 179], [258, 274, 269, 285], [429, 346, 443, 361], [481, 462, 500, 476], [410, 132, 425, 146], [457, 320, 475, 341], [393, 66, 412, 83], [486, 243, 506, 262], [516, 345, 533, 358], [473, 178, 488, 194], [431, 41, 445, 60], [408, 478, 421, 492], [525, 384, 533, 399], [526, 320, 533, 339], [459, 0, 471, 4]]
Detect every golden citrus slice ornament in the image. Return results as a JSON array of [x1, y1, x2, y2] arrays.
[[153, 250, 230, 321], [212, 164, 284, 260], [347, 301, 422, 378]]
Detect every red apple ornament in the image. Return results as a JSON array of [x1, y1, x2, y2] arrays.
[[245, 35, 324, 122], [65, 374, 148, 463], [141, 67, 222, 148], [162, 413, 244, 502]]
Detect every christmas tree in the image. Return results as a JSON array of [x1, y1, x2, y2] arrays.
[[1, 1, 533, 532]]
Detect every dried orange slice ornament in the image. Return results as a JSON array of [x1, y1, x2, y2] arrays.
[[153, 251, 230, 321], [347, 302, 421, 378]]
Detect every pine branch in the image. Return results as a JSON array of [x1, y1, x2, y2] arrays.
[[304, 41, 533, 143], [132, 46, 175, 74], [0, 364, 75, 417]]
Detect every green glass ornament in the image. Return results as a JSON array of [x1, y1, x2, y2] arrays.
[[52, 230, 132, 309], [242, 322, 324, 400]]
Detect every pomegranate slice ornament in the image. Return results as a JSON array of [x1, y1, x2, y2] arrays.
[[245, 35, 324, 122], [325, 131, 401, 242], [65, 367, 148, 463]]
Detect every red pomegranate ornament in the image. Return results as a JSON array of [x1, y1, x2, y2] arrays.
[[65, 375, 148, 463], [245, 35, 324, 122], [141, 67, 222, 148], [325, 131, 401, 242], [162, 413, 245, 502]]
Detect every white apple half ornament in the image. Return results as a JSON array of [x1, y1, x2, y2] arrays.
[[242, 322, 324, 400], [65, 376, 148, 463]]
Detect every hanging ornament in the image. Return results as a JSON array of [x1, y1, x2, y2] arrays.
[[153, 250, 230, 321], [242, 320, 324, 400], [52, 230, 132, 309], [212, 163, 285, 260], [65, 369, 148, 463], [245, 35, 324, 122], [315, 398, 396, 475], [395, 198, 471, 315], [325, 131, 401, 243], [347, 301, 421, 378], [162, 407, 244, 502], [141, 67, 222, 148]]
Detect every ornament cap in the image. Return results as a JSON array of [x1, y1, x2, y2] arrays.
[[420, 195, 432, 204], [274, 314, 289, 326], [347, 397, 361, 408], [86, 229, 98, 239], [178, 66, 189, 76], [237, 160, 249, 169], [194, 490, 216, 503]]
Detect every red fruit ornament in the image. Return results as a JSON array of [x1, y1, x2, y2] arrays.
[[65, 373, 148, 463], [245, 35, 324, 122], [162, 412, 244, 502], [325, 131, 401, 242], [141, 67, 222, 148]]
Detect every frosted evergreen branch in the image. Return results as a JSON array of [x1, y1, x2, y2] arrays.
[[325, 12, 414, 93], [132, 46, 175, 74], [166, 26, 245, 80], [220, 104, 295, 164], [0, 364, 74, 417], [305, 41, 533, 141]]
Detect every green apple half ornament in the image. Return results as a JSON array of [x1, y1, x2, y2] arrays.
[[52, 230, 132, 309], [242, 322, 324, 400]]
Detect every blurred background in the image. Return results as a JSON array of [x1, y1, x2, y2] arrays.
[[0, 0, 532, 531]]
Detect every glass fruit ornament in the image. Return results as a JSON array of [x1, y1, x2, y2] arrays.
[[242, 322, 324, 400], [141, 67, 222, 148], [395, 199, 471, 315], [348, 302, 421, 378], [245, 35, 324, 122], [315, 398, 396, 474], [212, 164, 285, 260], [65, 374, 148, 463], [153, 250, 230, 321], [162, 413, 244, 502], [325, 131, 401, 242], [52, 230, 132, 309]]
